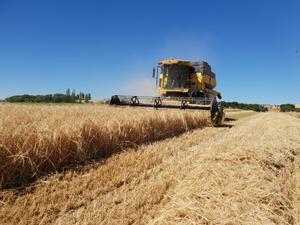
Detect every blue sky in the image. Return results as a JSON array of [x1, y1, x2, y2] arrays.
[[0, 0, 299, 104]]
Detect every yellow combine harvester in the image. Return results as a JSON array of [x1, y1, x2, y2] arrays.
[[110, 59, 225, 126]]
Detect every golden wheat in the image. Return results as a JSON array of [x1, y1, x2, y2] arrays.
[[289, 112, 300, 119], [0, 103, 209, 187], [0, 112, 299, 225]]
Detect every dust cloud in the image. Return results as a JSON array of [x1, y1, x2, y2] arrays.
[[120, 78, 157, 96]]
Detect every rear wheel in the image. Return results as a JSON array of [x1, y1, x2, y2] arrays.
[[130, 96, 139, 106], [153, 98, 162, 108], [210, 98, 225, 126], [110, 95, 121, 105]]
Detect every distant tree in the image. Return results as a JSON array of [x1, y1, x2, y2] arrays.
[[87, 93, 91, 101], [52, 94, 67, 103], [44, 94, 52, 103], [65, 89, 72, 102], [220, 101, 268, 112], [71, 89, 76, 102], [280, 104, 296, 112], [84, 93, 91, 103], [35, 95, 44, 103], [4, 90, 92, 104], [79, 92, 85, 102], [66, 88, 71, 96]]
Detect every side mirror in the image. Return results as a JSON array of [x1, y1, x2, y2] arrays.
[[152, 67, 155, 78]]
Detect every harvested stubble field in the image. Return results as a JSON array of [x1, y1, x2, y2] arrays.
[[0, 103, 209, 187], [0, 105, 300, 225], [290, 112, 300, 119]]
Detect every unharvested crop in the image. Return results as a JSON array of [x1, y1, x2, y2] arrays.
[[0, 103, 209, 187], [0, 112, 298, 225]]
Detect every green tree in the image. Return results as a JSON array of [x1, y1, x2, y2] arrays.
[[71, 89, 76, 102], [66, 88, 71, 96], [220, 101, 268, 112], [280, 104, 295, 112], [79, 92, 85, 102], [4, 90, 92, 104], [84, 93, 91, 103], [65, 89, 72, 102], [87, 93, 91, 101]]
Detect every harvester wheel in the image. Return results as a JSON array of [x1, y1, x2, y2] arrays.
[[180, 100, 188, 109], [210, 98, 225, 126], [214, 106, 225, 126], [130, 96, 139, 106], [153, 98, 162, 108], [110, 95, 121, 105]]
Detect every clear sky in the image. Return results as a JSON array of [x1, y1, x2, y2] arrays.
[[0, 0, 299, 104]]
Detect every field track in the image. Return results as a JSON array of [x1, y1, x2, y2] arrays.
[[1, 112, 300, 224]]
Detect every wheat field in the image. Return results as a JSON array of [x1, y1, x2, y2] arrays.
[[290, 112, 300, 119], [0, 103, 209, 187], [1, 112, 299, 225]]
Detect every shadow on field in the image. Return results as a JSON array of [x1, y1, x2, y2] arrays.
[[213, 117, 236, 128], [0, 158, 107, 193], [217, 124, 233, 128], [1, 114, 242, 191], [1, 124, 209, 191], [225, 117, 237, 122], [215, 124, 234, 128]]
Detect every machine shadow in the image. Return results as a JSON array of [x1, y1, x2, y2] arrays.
[[216, 124, 234, 128], [225, 117, 237, 122]]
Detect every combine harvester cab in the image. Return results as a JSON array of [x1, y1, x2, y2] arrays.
[[110, 59, 225, 126]]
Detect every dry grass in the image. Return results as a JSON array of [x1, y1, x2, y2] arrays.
[[149, 113, 298, 225], [289, 112, 300, 119], [225, 110, 257, 120], [0, 112, 299, 225], [0, 103, 209, 187]]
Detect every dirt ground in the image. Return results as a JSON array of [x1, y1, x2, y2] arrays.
[[1, 112, 299, 225]]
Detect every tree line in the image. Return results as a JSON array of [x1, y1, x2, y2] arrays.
[[221, 101, 300, 112], [4, 89, 92, 103], [280, 104, 300, 112], [220, 101, 268, 112]]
